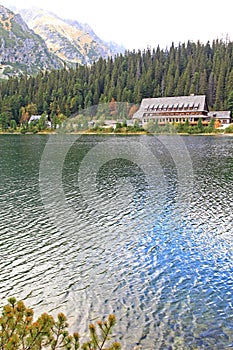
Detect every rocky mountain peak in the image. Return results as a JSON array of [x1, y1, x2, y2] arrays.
[[19, 7, 124, 65], [0, 5, 62, 79], [0, 5, 124, 79]]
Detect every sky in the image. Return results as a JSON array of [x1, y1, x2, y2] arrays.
[[1, 0, 232, 50]]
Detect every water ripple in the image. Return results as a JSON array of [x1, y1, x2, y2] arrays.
[[0, 135, 233, 349]]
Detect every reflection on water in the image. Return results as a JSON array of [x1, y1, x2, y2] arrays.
[[0, 134, 233, 349]]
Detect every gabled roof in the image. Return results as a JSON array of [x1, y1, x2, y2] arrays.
[[133, 95, 208, 119], [208, 111, 231, 119]]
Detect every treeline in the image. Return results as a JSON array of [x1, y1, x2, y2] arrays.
[[1, 38, 233, 128]]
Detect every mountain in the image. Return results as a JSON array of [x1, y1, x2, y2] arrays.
[[0, 5, 62, 79], [1, 38, 233, 127], [18, 7, 125, 65], [0, 5, 125, 79]]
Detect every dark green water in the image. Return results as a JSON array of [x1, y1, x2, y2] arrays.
[[0, 134, 232, 349]]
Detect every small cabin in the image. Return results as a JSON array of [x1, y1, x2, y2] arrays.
[[208, 111, 231, 125]]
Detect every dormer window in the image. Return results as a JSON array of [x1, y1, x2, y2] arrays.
[[189, 103, 194, 110]]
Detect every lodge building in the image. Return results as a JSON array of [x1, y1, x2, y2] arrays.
[[133, 94, 231, 127]]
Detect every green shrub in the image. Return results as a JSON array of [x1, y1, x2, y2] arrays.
[[0, 297, 120, 350], [224, 124, 233, 133]]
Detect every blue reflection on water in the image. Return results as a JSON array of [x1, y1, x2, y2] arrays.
[[0, 135, 233, 349]]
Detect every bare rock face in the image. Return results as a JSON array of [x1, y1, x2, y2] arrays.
[[19, 8, 124, 65], [0, 5, 124, 79], [0, 5, 62, 78]]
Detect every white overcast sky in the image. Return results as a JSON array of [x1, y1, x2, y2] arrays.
[[1, 0, 232, 50]]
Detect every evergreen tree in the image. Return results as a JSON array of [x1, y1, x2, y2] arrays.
[[183, 118, 190, 132], [197, 118, 204, 133], [227, 90, 233, 114], [0, 38, 233, 126]]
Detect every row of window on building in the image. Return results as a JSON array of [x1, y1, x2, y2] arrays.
[[143, 117, 208, 124], [145, 103, 200, 112]]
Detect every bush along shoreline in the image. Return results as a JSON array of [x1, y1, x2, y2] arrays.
[[0, 116, 232, 135]]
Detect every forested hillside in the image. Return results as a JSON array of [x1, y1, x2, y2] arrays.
[[1, 39, 233, 128]]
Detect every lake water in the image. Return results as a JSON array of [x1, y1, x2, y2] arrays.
[[0, 134, 233, 349]]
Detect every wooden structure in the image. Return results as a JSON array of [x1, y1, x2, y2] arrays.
[[133, 95, 211, 126], [208, 111, 231, 125]]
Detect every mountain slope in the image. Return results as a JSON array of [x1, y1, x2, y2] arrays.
[[0, 5, 62, 78], [19, 8, 125, 65]]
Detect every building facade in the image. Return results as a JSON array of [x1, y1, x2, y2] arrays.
[[133, 95, 231, 127], [208, 111, 231, 125]]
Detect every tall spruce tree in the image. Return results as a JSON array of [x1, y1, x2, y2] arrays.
[[1, 39, 233, 125]]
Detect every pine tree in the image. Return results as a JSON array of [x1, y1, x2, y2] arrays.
[[1, 39, 233, 126]]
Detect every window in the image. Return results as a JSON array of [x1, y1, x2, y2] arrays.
[[189, 103, 194, 110]]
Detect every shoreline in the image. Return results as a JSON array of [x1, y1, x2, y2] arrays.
[[0, 131, 233, 136]]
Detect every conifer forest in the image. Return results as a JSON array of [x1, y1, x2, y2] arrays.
[[1, 39, 233, 127]]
